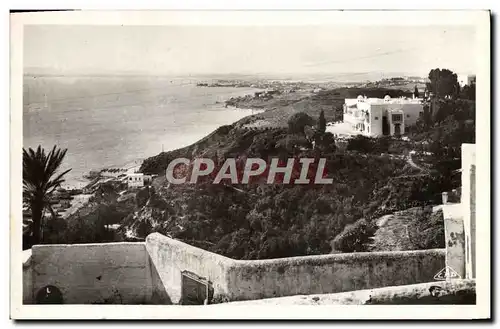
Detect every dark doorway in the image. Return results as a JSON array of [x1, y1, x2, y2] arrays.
[[394, 123, 401, 136], [180, 271, 213, 305], [382, 116, 389, 135]]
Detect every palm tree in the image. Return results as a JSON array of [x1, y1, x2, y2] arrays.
[[23, 145, 71, 245]]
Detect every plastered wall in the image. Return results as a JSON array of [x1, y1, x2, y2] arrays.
[[224, 249, 445, 301], [145, 233, 233, 304], [145, 234, 445, 302], [25, 234, 446, 304], [27, 242, 152, 304]]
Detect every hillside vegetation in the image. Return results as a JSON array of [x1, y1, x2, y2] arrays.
[[44, 69, 475, 259]]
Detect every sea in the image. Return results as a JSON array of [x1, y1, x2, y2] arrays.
[[23, 76, 263, 188]]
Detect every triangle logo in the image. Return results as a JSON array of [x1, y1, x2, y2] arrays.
[[434, 266, 462, 280]]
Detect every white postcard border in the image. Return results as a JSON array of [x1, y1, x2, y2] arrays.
[[10, 10, 491, 320]]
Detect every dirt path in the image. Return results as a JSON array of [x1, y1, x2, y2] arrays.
[[60, 194, 93, 219], [407, 152, 427, 172]]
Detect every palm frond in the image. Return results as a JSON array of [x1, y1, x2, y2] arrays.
[[23, 144, 72, 202]]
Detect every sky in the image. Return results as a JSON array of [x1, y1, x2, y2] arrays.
[[24, 25, 477, 78]]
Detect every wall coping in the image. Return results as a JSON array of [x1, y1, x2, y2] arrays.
[[146, 232, 233, 260], [233, 248, 446, 266], [147, 232, 445, 265], [31, 241, 146, 251], [28, 234, 446, 266]]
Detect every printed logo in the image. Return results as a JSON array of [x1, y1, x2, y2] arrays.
[[434, 266, 462, 280], [165, 157, 333, 185]]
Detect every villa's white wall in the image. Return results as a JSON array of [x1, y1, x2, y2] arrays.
[[399, 103, 424, 126], [30, 242, 152, 304], [379, 103, 423, 128], [369, 105, 384, 137], [343, 99, 423, 136]]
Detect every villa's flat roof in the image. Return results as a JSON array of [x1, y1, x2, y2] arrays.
[[345, 98, 423, 105]]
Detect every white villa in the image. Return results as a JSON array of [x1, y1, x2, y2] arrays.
[[341, 95, 424, 137]]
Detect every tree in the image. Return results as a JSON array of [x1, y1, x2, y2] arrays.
[[426, 68, 460, 98], [317, 110, 326, 133], [287, 112, 314, 134], [460, 83, 476, 101], [23, 145, 71, 245], [413, 85, 419, 98]]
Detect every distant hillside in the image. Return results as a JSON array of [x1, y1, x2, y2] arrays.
[[140, 86, 413, 175]]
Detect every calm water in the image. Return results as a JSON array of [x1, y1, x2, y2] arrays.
[[23, 76, 261, 188]]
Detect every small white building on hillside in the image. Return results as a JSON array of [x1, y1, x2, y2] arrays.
[[342, 95, 424, 137], [457, 74, 476, 88], [127, 173, 153, 188]]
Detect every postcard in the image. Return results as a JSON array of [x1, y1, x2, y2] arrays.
[[10, 10, 490, 319]]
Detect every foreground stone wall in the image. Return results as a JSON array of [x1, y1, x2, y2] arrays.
[[27, 242, 151, 304], [145, 233, 234, 304], [25, 234, 446, 304], [145, 233, 445, 303], [225, 249, 446, 301], [220, 279, 475, 305], [462, 143, 476, 279]]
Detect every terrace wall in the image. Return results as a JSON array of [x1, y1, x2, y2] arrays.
[[26, 242, 152, 304], [145, 233, 445, 303], [225, 249, 445, 301], [24, 234, 446, 304], [145, 233, 234, 304]]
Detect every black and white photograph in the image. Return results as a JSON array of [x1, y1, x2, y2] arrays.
[[10, 10, 490, 319]]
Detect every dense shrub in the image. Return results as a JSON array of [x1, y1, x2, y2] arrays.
[[410, 208, 445, 249], [287, 112, 314, 134], [315, 132, 336, 152], [332, 218, 377, 252], [135, 187, 151, 208]]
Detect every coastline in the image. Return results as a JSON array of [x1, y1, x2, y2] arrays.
[[54, 97, 264, 225], [61, 90, 265, 191], [224, 104, 266, 115]]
